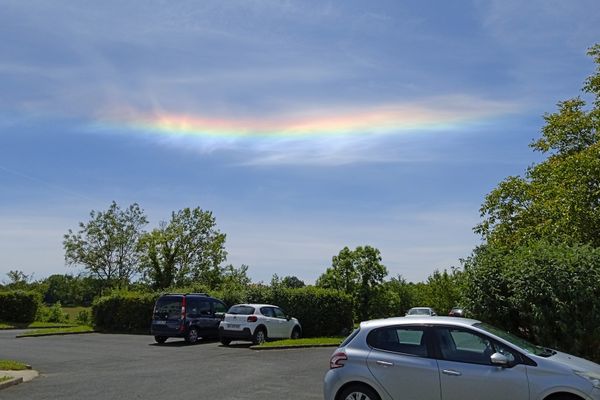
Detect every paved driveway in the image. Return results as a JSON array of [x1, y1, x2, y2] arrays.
[[0, 330, 332, 399]]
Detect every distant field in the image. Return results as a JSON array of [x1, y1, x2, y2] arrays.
[[62, 306, 91, 322]]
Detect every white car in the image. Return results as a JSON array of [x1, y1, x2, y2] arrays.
[[406, 307, 437, 317], [218, 303, 302, 345]]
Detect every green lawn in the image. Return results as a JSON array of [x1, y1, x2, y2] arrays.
[[0, 321, 76, 330], [18, 325, 94, 337], [0, 376, 12, 383], [0, 360, 29, 371], [256, 337, 343, 348], [62, 306, 91, 322]]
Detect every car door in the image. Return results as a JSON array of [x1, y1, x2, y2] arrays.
[[433, 327, 530, 400], [366, 325, 441, 400], [259, 307, 279, 337], [272, 307, 290, 338]]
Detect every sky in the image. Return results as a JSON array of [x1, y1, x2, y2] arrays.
[[1, 0, 600, 284]]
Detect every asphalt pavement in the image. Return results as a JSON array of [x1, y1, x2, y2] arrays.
[[0, 330, 332, 399]]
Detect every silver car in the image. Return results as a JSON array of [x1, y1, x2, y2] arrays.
[[324, 317, 600, 400]]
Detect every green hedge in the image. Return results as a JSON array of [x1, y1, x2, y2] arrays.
[[92, 286, 353, 337], [92, 291, 159, 333], [0, 290, 41, 323]]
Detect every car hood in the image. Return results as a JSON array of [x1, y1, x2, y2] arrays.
[[544, 350, 600, 373]]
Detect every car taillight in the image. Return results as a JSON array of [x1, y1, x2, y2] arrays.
[[330, 352, 347, 369], [247, 315, 258, 322], [181, 297, 186, 320]]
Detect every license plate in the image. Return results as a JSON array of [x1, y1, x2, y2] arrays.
[[154, 321, 167, 325], [228, 324, 240, 329]]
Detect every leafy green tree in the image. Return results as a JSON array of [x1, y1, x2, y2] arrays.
[[137, 207, 227, 289], [63, 202, 148, 288], [281, 275, 305, 289], [476, 44, 600, 249], [418, 268, 464, 315], [3, 270, 34, 290], [317, 245, 388, 321], [369, 275, 416, 318]]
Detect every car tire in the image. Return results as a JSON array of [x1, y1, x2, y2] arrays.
[[220, 338, 232, 346], [154, 336, 167, 344], [253, 328, 267, 345], [185, 327, 199, 344], [338, 384, 381, 400], [291, 327, 301, 339]]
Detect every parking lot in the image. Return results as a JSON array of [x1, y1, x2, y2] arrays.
[[0, 330, 332, 399]]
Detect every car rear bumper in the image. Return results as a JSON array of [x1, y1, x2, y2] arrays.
[[219, 326, 253, 341]]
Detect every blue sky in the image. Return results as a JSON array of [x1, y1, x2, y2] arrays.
[[1, 0, 599, 283]]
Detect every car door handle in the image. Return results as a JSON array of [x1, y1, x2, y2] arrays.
[[376, 360, 394, 367], [442, 369, 462, 376]]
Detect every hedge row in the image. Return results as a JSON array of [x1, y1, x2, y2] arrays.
[[0, 290, 41, 323], [92, 286, 353, 337]]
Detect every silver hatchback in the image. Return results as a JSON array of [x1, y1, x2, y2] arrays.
[[324, 317, 600, 400]]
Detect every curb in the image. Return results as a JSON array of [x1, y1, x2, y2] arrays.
[[250, 343, 339, 350], [0, 377, 24, 390], [16, 331, 96, 338]]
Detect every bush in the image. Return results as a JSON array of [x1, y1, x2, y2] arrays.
[[92, 291, 159, 333], [76, 309, 91, 326], [463, 241, 600, 362], [0, 290, 41, 323], [91, 286, 353, 337]]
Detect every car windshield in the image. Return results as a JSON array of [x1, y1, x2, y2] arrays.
[[154, 296, 182, 319], [408, 308, 431, 315], [228, 305, 255, 315], [474, 322, 555, 357]]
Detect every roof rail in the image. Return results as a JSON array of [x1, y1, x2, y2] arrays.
[[185, 293, 208, 296]]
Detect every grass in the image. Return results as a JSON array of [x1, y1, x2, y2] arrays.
[[256, 337, 344, 348], [62, 306, 90, 322], [0, 321, 76, 330], [18, 325, 94, 337], [0, 360, 29, 371], [0, 376, 12, 383]]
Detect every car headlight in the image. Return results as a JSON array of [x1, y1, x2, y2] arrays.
[[574, 370, 600, 389]]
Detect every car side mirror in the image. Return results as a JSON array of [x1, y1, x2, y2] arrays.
[[490, 352, 509, 367], [286, 315, 291, 321]]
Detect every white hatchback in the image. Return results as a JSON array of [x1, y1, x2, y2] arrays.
[[218, 303, 302, 345]]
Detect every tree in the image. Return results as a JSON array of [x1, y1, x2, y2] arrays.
[[3, 270, 33, 290], [475, 44, 600, 249], [281, 275, 305, 289], [63, 202, 148, 288], [317, 245, 388, 321], [137, 207, 227, 289]]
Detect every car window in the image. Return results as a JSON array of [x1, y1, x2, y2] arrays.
[[187, 297, 200, 318], [435, 328, 495, 365], [213, 301, 227, 313], [260, 307, 275, 317], [154, 296, 182, 319], [228, 305, 255, 315], [367, 326, 429, 357], [272, 308, 286, 319]]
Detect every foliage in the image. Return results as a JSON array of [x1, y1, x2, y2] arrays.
[[91, 286, 352, 337], [0, 290, 41, 323], [64, 202, 148, 287], [0, 360, 29, 371], [463, 241, 600, 362], [42, 274, 104, 307], [280, 275, 306, 289], [317, 246, 388, 321], [92, 291, 159, 333], [256, 336, 343, 348], [37, 302, 69, 323], [137, 207, 227, 289], [76, 309, 92, 326], [3, 270, 34, 290], [476, 45, 600, 249]]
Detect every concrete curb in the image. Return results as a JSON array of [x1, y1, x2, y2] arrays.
[[0, 376, 24, 390], [16, 331, 95, 338], [250, 343, 339, 350]]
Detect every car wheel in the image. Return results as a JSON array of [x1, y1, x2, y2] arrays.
[[339, 384, 380, 400], [220, 338, 231, 346], [154, 336, 167, 344], [253, 328, 267, 345], [291, 327, 301, 339], [185, 327, 199, 344]]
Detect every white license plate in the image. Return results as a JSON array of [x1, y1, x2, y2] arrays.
[[228, 324, 240, 329], [154, 321, 167, 325]]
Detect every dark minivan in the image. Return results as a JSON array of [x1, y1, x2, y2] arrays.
[[151, 293, 227, 344]]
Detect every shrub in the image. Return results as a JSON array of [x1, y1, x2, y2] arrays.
[[76, 309, 91, 326], [92, 291, 159, 333], [463, 241, 600, 362], [0, 290, 41, 323], [91, 286, 353, 337]]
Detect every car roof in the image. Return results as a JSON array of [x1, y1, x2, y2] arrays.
[[359, 316, 480, 330], [409, 307, 434, 310], [230, 303, 278, 308]]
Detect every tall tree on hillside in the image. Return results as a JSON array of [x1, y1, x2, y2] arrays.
[[137, 207, 227, 289], [317, 245, 388, 321], [63, 202, 148, 288]]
